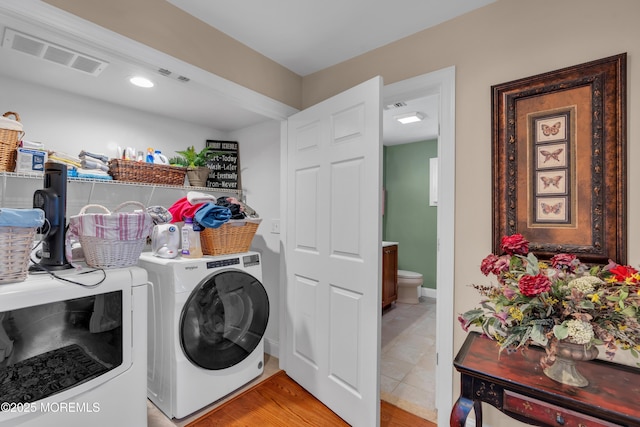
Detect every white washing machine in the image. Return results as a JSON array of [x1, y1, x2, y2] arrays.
[[138, 251, 269, 420]]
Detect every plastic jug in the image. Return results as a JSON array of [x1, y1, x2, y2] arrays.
[[153, 150, 168, 164], [181, 217, 203, 258], [151, 224, 180, 258]]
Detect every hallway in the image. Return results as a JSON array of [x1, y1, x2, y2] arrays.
[[381, 297, 437, 423]]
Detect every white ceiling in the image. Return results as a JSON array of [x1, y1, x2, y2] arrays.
[[0, 0, 494, 145], [167, 0, 494, 77]]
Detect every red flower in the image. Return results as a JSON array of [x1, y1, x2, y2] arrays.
[[518, 274, 551, 297], [609, 264, 639, 283], [500, 234, 529, 256], [550, 253, 577, 271], [480, 254, 499, 276]]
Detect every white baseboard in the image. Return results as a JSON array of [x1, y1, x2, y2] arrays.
[[264, 337, 279, 358], [421, 286, 437, 299]]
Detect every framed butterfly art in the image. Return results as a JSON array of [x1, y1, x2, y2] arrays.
[[491, 53, 627, 264]]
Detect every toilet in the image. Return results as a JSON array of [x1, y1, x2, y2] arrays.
[[396, 270, 423, 304]]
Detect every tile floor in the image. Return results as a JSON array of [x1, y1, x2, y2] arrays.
[[380, 296, 437, 423], [148, 297, 436, 426]]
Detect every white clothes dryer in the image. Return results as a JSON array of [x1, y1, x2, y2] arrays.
[[138, 251, 269, 419], [0, 267, 148, 427]]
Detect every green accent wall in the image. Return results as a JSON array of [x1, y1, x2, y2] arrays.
[[383, 139, 438, 289]]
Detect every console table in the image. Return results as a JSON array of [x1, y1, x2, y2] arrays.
[[450, 332, 640, 426]]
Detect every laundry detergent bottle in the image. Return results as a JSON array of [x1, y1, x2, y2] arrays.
[[181, 217, 203, 258]]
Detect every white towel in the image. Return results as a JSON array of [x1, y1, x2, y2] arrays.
[[187, 191, 217, 205]]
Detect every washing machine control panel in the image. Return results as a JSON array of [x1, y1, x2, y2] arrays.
[[206, 258, 240, 269], [242, 253, 260, 267]]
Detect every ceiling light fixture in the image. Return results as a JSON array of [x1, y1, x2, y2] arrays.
[[394, 112, 425, 124], [129, 76, 155, 88]]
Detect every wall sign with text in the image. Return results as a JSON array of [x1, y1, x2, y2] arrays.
[[205, 140, 240, 190]]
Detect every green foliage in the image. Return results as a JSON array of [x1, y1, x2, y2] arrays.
[[174, 146, 223, 168]]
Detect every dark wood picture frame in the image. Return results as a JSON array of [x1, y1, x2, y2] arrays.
[[492, 53, 627, 264]]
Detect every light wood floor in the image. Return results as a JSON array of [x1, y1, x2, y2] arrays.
[[185, 370, 436, 427]]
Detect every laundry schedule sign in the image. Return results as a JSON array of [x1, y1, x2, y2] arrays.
[[205, 140, 240, 190]]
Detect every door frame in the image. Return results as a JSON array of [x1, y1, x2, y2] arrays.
[[382, 67, 456, 427]]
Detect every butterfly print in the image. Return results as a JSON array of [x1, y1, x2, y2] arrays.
[[541, 202, 562, 214], [540, 148, 563, 163], [541, 121, 562, 136], [540, 175, 562, 189]]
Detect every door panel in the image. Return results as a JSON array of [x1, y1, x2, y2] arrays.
[[285, 76, 382, 427]]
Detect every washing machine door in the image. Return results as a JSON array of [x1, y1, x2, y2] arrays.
[[180, 269, 269, 370]]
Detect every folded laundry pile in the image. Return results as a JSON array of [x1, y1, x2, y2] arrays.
[[48, 150, 113, 180], [168, 191, 256, 229], [0, 208, 44, 227], [79, 150, 110, 172]]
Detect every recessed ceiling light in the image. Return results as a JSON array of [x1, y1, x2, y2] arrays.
[[129, 76, 154, 88], [394, 112, 425, 124]]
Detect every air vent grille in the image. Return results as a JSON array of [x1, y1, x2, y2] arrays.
[[157, 68, 190, 83], [2, 28, 108, 76], [384, 101, 408, 110]]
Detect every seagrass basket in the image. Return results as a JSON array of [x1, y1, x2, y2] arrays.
[[108, 159, 187, 186], [0, 112, 24, 172], [0, 226, 37, 283], [200, 218, 261, 256]]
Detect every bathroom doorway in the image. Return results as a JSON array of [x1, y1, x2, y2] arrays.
[[382, 67, 455, 427]]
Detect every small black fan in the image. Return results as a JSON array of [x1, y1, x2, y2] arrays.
[[32, 162, 72, 270]]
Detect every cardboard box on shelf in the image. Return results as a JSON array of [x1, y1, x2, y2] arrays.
[[16, 147, 47, 174]]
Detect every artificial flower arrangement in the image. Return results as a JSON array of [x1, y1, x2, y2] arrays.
[[458, 233, 640, 367]]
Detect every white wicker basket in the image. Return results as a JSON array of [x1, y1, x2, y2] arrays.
[[69, 201, 153, 269], [81, 235, 148, 269], [0, 226, 37, 283]]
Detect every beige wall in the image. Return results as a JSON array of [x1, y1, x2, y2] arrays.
[[43, 0, 303, 110], [306, 1, 639, 425], [40, 0, 640, 425]]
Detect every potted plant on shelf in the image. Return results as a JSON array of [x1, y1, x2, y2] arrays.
[[171, 146, 219, 187]]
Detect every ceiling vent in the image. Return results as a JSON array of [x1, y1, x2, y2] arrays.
[[157, 67, 190, 83], [384, 101, 407, 110], [2, 28, 108, 76]]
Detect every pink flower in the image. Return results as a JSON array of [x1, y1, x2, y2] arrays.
[[493, 310, 509, 325], [458, 315, 470, 332], [502, 286, 517, 299], [550, 253, 577, 272], [500, 234, 529, 256], [518, 274, 552, 297], [493, 255, 511, 275]]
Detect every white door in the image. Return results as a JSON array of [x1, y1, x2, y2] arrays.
[[283, 76, 382, 427]]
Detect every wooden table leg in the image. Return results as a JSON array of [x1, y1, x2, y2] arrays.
[[450, 396, 478, 427], [474, 399, 482, 426]]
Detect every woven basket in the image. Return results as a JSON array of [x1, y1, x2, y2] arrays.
[[81, 235, 147, 269], [0, 226, 37, 284], [71, 202, 153, 269], [0, 112, 24, 172], [108, 159, 187, 186], [200, 218, 261, 256]]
